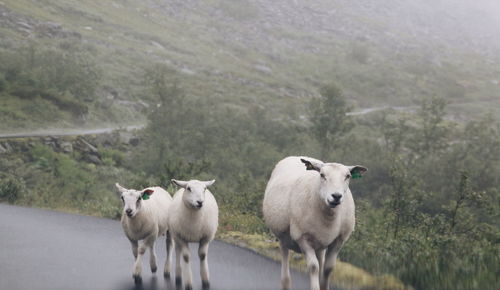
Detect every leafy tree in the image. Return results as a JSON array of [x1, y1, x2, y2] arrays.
[[309, 84, 353, 159], [408, 96, 451, 155]]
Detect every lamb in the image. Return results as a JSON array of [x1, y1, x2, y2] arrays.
[[262, 156, 367, 290], [168, 179, 218, 290], [115, 183, 173, 284]]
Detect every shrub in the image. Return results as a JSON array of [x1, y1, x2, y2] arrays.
[[0, 177, 24, 203], [0, 73, 6, 92]]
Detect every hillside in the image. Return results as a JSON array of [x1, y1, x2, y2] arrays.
[[0, 2, 498, 289], [1, 0, 499, 128]]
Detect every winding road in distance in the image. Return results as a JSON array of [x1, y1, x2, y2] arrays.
[[0, 203, 309, 290], [0, 124, 146, 139], [0, 105, 412, 139]]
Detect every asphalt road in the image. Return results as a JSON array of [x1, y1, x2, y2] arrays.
[[0, 124, 145, 139], [0, 203, 309, 290]]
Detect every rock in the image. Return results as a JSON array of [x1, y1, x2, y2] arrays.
[[180, 67, 195, 75], [94, 133, 119, 147], [17, 21, 32, 29], [0, 143, 7, 154], [3, 142, 12, 151], [59, 141, 73, 153], [85, 154, 102, 165], [129, 137, 140, 146], [254, 64, 272, 74], [74, 138, 98, 153], [118, 132, 133, 144], [43, 137, 57, 149]]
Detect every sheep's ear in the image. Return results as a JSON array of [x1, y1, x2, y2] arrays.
[[349, 166, 367, 179], [204, 180, 215, 187], [115, 183, 127, 193], [171, 179, 188, 188], [301, 159, 323, 172], [141, 189, 154, 200]]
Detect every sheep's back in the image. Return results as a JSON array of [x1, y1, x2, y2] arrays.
[[169, 189, 218, 242], [263, 156, 318, 235], [147, 187, 172, 235]]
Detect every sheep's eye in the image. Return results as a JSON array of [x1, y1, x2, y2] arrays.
[[346, 174, 351, 180], [186, 187, 191, 191], [320, 173, 326, 179], [120, 196, 124, 202]]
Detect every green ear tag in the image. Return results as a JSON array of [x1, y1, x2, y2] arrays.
[[142, 193, 150, 200], [352, 172, 363, 179]]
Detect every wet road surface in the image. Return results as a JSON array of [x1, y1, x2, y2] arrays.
[[0, 203, 309, 290]]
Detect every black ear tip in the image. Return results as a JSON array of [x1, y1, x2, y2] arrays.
[[300, 158, 309, 164]]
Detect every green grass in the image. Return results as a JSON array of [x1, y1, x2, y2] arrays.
[[219, 231, 409, 290], [1, 0, 498, 129]]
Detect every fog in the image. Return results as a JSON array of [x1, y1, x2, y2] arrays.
[[0, 2, 499, 289]]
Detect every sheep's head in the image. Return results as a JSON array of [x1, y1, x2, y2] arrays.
[[171, 179, 215, 210], [115, 183, 154, 218], [301, 159, 367, 208]]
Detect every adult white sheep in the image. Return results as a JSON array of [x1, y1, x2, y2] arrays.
[[115, 183, 173, 284], [169, 179, 218, 290], [263, 156, 367, 290]]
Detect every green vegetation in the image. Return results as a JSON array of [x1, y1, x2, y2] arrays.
[[310, 84, 353, 158], [132, 71, 499, 289], [0, 43, 99, 129], [1, 0, 499, 131], [1, 63, 498, 289], [0, 1, 499, 289], [0, 140, 130, 218]]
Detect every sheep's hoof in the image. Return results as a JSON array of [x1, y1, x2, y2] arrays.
[[185, 284, 193, 290], [133, 275, 142, 285], [151, 266, 157, 273], [164, 271, 170, 279], [202, 280, 210, 289], [175, 276, 182, 286]]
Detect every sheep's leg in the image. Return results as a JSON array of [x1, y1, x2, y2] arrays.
[[320, 238, 344, 290], [198, 239, 210, 289], [179, 239, 193, 290], [147, 236, 158, 273], [279, 240, 291, 290], [174, 238, 183, 287], [164, 231, 173, 279], [316, 249, 326, 287], [298, 238, 320, 290], [130, 240, 139, 259], [133, 241, 148, 284]]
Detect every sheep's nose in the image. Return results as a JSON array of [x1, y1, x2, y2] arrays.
[[196, 201, 203, 208], [125, 209, 133, 216], [331, 193, 342, 201]]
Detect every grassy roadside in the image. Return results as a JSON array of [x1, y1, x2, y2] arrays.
[[218, 231, 408, 290]]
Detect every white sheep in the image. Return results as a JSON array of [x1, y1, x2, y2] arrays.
[[115, 183, 173, 284], [169, 179, 218, 290], [262, 156, 367, 290]]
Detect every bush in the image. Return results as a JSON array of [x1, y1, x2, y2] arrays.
[[0, 73, 6, 92], [0, 43, 98, 120], [100, 148, 126, 167], [0, 177, 24, 203]]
